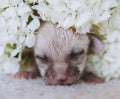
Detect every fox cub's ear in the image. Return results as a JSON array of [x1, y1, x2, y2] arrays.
[[87, 33, 104, 53]]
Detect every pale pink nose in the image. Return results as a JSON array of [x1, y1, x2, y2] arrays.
[[56, 75, 68, 83]]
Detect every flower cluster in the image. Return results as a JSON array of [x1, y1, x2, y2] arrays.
[[32, 0, 117, 33], [86, 4, 120, 81], [0, 0, 40, 74], [0, 0, 120, 80]]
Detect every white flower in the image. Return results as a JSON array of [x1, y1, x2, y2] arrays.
[[75, 12, 92, 28], [25, 33, 36, 48], [109, 8, 120, 30], [16, 3, 31, 16], [0, 0, 9, 9], [27, 18, 40, 33], [20, 14, 30, 28], [1, 7, 17, 19], [7, 17, 21, 34], [0, 18, 6, 28], [0, 27, 9, 42], [77, 22, 91, 33], [62, 16, 75, 29], [0, 45, 5, 57], [100, 0, 118, 10], [32, 3, 50, 20], [94, 10, 111, 23], [49, 1, 66, 12], [68, 0, 81, 10], [8, 0, 23, 6]]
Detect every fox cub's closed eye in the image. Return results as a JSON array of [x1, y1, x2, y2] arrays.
[[69, 50, 84, 60], [36, 55, 49, 63]]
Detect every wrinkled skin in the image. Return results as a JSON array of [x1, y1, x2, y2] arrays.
[[14, 22, 104, 85]]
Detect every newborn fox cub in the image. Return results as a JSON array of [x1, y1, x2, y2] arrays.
[[14, 22, 104, 85]]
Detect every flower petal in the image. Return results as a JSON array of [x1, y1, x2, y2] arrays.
[[25, 33, 36, 48], [27, 18, 40, 32]]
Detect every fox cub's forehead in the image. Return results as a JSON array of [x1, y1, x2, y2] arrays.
[[35, 23, 89, 55]]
